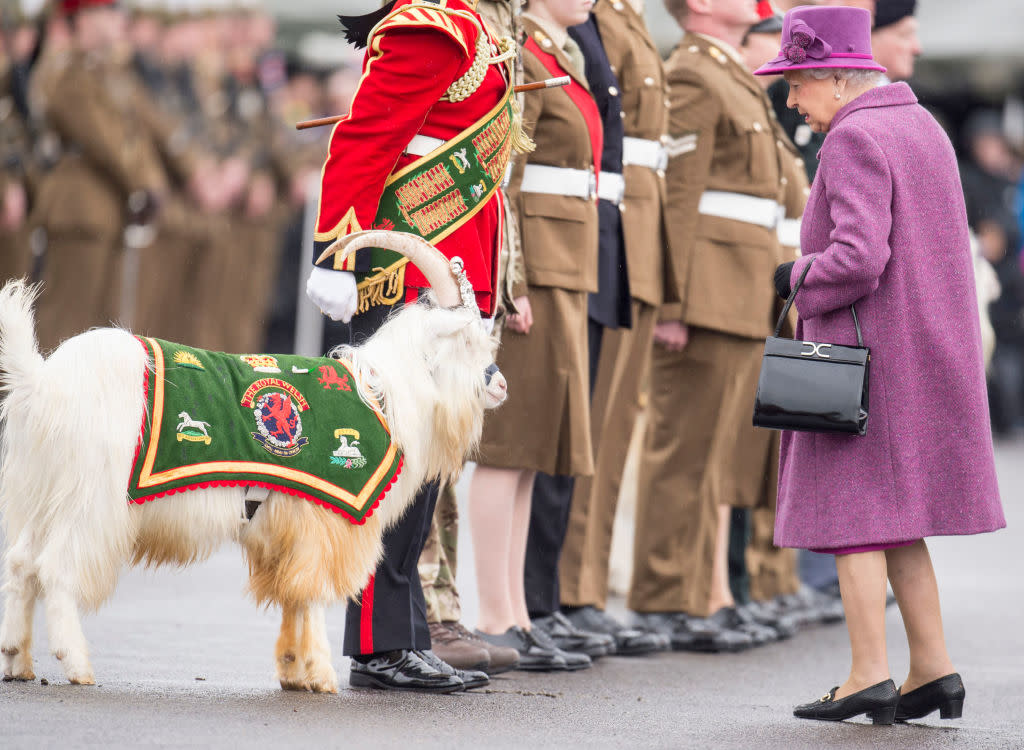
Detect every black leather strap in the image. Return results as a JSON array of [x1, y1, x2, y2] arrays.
[[773, 257, 863, 347]]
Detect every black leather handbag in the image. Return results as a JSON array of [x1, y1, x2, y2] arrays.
[[752, 259, 870, 435]]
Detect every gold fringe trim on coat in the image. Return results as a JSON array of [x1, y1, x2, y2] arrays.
[[357, 263, 407, 312]]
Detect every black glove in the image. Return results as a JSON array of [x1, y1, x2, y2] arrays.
[[773, 261, 795, 299]]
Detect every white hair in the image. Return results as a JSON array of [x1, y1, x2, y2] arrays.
[[796, 67, 885, 88]]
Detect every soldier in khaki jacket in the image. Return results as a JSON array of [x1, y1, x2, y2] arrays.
[[472, 5, 600, 671], [30, 0, 164, 350], [554, 0, 674, 655], [629, 0, 794, 651], [739, 10, 805, 610]]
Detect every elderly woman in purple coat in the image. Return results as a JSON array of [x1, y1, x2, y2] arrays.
[[754, 5, 1005, 726]]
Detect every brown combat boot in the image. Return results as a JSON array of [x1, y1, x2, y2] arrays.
[[446, 622, 520, 674], [428, 622, 490, 671]]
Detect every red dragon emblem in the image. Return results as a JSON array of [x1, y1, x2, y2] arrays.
[[318, 365, 352, 391], [251, 391, 308, 457]]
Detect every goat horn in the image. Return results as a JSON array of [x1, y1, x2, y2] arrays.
[[315, 231, 464, 309]]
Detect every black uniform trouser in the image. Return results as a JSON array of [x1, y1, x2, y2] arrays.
[[338, 300, 439, 656], [524, 319, 605, 618], [344, 480, 441, 655]]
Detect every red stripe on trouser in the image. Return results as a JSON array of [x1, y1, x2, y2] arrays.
[[360, 575, 375, 653]]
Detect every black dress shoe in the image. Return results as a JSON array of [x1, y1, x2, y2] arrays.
[[741, 601, 798, 640], [349, 650, 465, 693], [895, 673, 965, 722], [632, 611, 753, 653], [417, 649, 490, 690], [526, 625, 593, 670], [672, 612, 755, 653], [531, 612, 613, 657], [474, 626, 568, 672], [708, 606, 778, 646], [565, 606, 669, 655], [794, 679, 899, 724]]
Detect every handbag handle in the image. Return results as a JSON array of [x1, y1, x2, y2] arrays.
[[773, 257, 864, 347]]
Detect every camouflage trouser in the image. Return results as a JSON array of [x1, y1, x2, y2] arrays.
[[418, 482, 462, 624]]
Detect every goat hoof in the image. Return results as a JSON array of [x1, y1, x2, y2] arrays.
[[309, 678, 339, 694], [69, 673, 95, 685], [279, 680, 305, 691]]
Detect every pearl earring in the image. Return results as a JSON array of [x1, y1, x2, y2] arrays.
[[834, 91, 842, 99]]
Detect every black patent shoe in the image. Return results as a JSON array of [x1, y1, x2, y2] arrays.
[[531, 612, 614, 657], [742, 601, 798, 640], [474, 626, 568, 672], [526, 625, 593, 670], [417, 649, 490, 690], [895, 673, 965, 722], [709, 606, 778, 646], [794, 679, 899, 724], [349, 650, 465, 693], [671, 613, 754, 653], [566, 606, 669, 655]]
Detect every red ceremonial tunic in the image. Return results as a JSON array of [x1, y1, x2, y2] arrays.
[[314, 0, 509, 316]]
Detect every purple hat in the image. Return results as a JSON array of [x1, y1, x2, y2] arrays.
[[753, 6, 886, 76]]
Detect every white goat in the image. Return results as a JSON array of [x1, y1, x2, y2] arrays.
[[0, 232, 506, 692]]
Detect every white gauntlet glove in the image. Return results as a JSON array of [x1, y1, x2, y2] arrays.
[[306, 266, 359, 323]]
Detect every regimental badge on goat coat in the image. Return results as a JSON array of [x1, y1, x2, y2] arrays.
[[128, 338, 403, 524]]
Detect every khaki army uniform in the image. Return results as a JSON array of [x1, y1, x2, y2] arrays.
[[417, 0, 523, 626], [747, 117, 809, 602], [558, 0, 672, 610], [629, 33, 792, 617], [419, 482, 463, 624], [0, 67, 33, 284], [29, 49, 188, 351], [475, 15, 601, 477]]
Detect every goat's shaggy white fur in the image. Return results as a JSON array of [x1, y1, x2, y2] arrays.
[[0, 279, 504, 691]]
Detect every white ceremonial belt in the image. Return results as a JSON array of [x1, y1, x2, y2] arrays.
[[622, 137, 668, 171], [597, 172, 625, 204], [777, 217, 802, 247], [519, 164, 597, 200], [405, 134, 445, 157], [698, 191, 780, 229]]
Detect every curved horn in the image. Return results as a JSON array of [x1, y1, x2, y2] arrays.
[[316, 230, 463, 308]]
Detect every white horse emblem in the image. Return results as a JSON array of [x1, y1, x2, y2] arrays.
[[450, 148, 471, 174], [177, 412, 211, 439]]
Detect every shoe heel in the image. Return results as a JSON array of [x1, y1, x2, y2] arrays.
[[939, 699, 964, 719], [869, 705, 897, 725]]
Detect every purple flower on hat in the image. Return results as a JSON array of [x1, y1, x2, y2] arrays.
[[783, 19, 832, 64]]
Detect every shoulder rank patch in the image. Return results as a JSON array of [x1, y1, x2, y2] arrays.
[[665, 133, 698, 158]]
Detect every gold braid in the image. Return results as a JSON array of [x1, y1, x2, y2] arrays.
[[442, 16, 516, 102]]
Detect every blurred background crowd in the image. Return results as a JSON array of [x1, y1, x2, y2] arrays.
[[3, 0, 1023, 435]]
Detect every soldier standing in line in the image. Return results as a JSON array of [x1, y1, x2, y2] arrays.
[[628, 0, 794, 652], [736, 8, 810, 629], [307, 0, 529, 692], [28, 0, 174, 351], [521, 3, 637, 660], [553, 0, 676, 656], [0, 0, 40, 284], [470, 0, 600, 672], [415, 0, 523, 678]]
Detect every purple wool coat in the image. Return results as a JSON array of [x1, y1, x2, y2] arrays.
[[775, 82, 1006, 550]]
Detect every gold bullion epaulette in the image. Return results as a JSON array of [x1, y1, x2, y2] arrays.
[[370, 1, 474, 58]]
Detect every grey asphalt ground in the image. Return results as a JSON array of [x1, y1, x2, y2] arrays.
[[2, 442, 1022, 749]]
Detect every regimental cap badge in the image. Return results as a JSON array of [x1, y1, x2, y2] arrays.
[[172, 351, 205, 370], [240, 354, 282, 373]]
